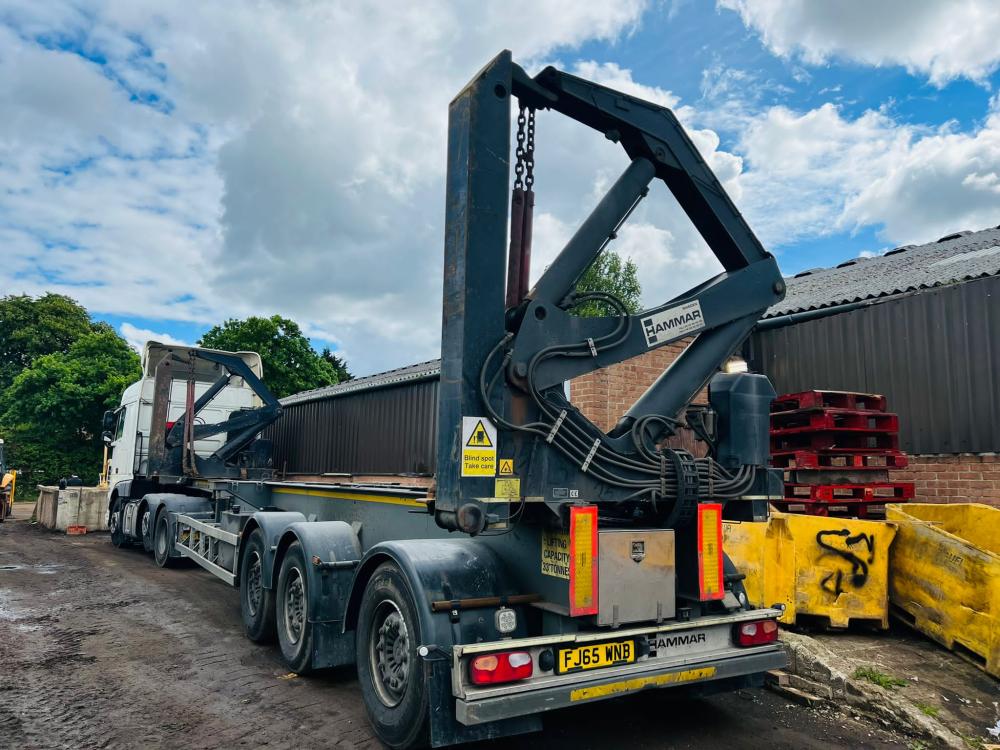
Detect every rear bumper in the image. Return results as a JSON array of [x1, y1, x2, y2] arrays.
[[456, 644, 786, 725]]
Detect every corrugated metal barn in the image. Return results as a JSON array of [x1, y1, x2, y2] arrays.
[[748, 226, 1000, 455], [268, 360, 440, 476]]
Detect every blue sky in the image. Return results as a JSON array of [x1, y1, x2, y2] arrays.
[[2, 1, 1000, 374]]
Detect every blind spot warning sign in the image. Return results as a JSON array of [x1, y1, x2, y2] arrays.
[[461, 416, 497, 476]]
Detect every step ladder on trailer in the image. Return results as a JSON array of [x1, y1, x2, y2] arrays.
[[172, 513, 240, 584]]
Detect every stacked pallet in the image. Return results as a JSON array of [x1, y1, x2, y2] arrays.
[[769, 390, 914, 518]]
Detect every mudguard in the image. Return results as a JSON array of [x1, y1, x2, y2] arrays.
[[240, 510, 307, 589], [348, 538, 529, 648], [279, 521, 361, 621], [276, 520, 362, 670], [110, 479, 132, 504], [346, 538, 541, 747]]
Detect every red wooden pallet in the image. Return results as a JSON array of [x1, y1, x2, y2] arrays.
[[771, 432, 900, 452], [770, 450, 908, 470], [772, 500, 895, 519], [784, 482, 914, 502], [770, 409, 899, 433], [771, 390, 887, 413]]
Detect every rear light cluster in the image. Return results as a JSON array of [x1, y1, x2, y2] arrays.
[[469, 651, 533, 685], [736, 619, 779, 646]]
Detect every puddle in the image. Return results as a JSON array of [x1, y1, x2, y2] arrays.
[[0, 563, 63, 573]]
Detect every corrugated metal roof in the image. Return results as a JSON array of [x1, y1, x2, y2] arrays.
[[766, 224, 1000, 318], [280, 359, 441, 406]]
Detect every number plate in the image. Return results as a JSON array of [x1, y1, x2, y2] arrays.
[[557, 640, 636, 674]]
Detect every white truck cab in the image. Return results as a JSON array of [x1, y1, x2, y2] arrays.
[[105, 342, 264, 499], [103, 342, 279, 553]]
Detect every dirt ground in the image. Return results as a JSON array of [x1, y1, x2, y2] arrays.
[[0, 512, 908, 750]]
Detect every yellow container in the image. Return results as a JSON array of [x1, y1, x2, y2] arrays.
[[886, 503, 1000, 677], [723, 511, 897, 628]]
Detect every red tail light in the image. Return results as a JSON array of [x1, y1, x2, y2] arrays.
[[469, 651, 533, 685], [166, 421, 175, 430], [736, 619, 779, 646]]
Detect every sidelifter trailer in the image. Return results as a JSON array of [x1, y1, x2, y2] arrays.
[[105, 51, 788, 749]]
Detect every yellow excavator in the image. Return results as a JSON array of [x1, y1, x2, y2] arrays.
[[0, 438, 15, 521]]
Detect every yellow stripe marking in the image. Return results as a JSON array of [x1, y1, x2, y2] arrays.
[[273, 487, 427, 508], [569, 666, 716, 702]]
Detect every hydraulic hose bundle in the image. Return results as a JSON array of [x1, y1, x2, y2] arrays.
[[479, 291, 757, 520]]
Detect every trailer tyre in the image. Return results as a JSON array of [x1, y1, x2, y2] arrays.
[[356, 562, 429, 750], [240, 529, 276, 643], [276, 542, 315, 674], [153, 512, 177, 568]]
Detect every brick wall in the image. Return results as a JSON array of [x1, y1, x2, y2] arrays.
[[894, 454, 1000, 507], [569, 340, 700, 432], [569, 340, 710, 455]]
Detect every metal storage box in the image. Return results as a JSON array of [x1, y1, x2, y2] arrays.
[[597, 529, 675, 626]]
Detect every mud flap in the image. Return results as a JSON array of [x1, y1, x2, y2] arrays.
[[427, 658, 540, 748], [310, 622, 355, 670]]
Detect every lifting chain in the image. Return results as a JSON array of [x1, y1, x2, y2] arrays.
[[513, 104, 536, 191]]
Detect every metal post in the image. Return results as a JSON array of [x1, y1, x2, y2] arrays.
[[436, 51, 513, 522]]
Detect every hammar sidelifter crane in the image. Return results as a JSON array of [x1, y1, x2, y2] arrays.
[[103, 51, 788, 748]]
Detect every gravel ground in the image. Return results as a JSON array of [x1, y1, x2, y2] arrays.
[[0, 516, 907, 750]]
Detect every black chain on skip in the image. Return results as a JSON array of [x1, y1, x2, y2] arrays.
[[513, 104, 536, 190]]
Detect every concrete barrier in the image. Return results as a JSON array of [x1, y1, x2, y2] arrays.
[[887, 502, 999, 678], [35, 485, 109, 532], [35, 486, 58, 528], [724, 511, 897, 628]]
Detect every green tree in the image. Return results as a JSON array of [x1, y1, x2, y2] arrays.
[[321, 348, 353, 382], [572, 249, 642, 317], [0, 330, 140, 497], [0, 293, 94, 391], [198, 315, 343, 398]]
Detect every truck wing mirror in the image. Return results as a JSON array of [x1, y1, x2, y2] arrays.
[[102, 410, 116, 431], [102, 430, 114, 444]]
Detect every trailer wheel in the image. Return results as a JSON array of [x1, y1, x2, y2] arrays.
[[110, 499, 128, 548], [240, 529, 276, 643], [153, 512, 177, 568], [276, 541, 315, 673], [356, 562, 429, 750]]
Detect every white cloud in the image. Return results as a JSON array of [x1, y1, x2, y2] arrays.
[[719, 0, 1000, 86], [733, 99, 1000, 248], [5, 0, 1000, 383], [573, 61, 679, 108], [0, 1, 649, 375], [119, 323, 189, 353]]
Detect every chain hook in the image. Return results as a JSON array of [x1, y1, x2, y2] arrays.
[[513, 104, 535, 191]]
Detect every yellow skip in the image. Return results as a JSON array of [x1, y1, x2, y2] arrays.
[[569, 666, 716, 702]]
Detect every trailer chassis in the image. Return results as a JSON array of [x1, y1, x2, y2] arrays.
[[148, 477, 784, 748]]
